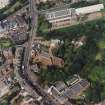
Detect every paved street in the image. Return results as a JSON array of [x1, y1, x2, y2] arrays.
[[18, 0, 60, 104]]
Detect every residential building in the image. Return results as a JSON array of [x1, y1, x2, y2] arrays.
[[71, 0, 97, 3], [0, 65, 13, 98], [0, 0, 10, 9], [3, 48, 13, 64], [0, 65, 13, 77], [47, 76, 90, 105], [31, 51, 64, 68]]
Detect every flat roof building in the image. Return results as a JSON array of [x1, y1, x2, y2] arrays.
[[75, 4, 104, 15], [0, 64, 13, 98], [45, 8, 75, 23], [46, 8, 73, 20], [47, 76, 90, 104], [45, 3, 104, 29], [0, 0, 10, 9], [94, 100, 105, 105]]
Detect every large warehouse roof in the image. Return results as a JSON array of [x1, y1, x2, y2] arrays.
[[76, 4, 104, 15], [45, 8, 75, 20]]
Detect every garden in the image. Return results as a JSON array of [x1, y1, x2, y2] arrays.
[[37, 18, 105, 104]]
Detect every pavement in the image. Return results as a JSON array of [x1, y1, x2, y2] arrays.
[[19, 0, 59, 104], [13, 0, 65, 104]]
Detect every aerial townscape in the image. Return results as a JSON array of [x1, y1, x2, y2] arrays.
[[1, 0, 105, 105]]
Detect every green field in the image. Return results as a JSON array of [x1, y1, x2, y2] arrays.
[[0, 38, 12, 49], [38, 18, 105, 104]]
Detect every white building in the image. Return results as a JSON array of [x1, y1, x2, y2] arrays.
[[75, 4, 104, 15], [0, 0, 10, 9]]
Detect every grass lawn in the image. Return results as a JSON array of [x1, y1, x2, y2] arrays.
[[98, 39, 105, 49], [96, 52, 103, 61], [0, 38, 12, 49], [37, 2, 105, 103]]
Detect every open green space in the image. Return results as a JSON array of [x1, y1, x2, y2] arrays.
[[37, 18, 105, 104], [0, 38, 13, 49], [37, 15, 52, 34]]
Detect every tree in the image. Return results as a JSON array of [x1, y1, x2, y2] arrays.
[[87, 66, 105, 102], [37, 15, 52, 35]]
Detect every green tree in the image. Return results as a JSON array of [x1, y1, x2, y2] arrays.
[[86, 66, 105, 102]]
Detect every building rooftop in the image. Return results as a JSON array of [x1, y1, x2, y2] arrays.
[[0, 23, 7, 33], [0, 80, 9, 98], [75, 4, 104, 15], [55, 81, 67, 92], [45, 3, 104, 24], [45, 8, 75, 20], [0, 15, 28, 44], [32, 51, 64, 67], [63, 79, 90, 99], [94, 100, 105, 105], [0, 64, 13, 98], [47, 77, 90, 104], [0, 0, 10, 9]]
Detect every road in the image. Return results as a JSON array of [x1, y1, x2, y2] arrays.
[[18, 0, 58, 105]]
